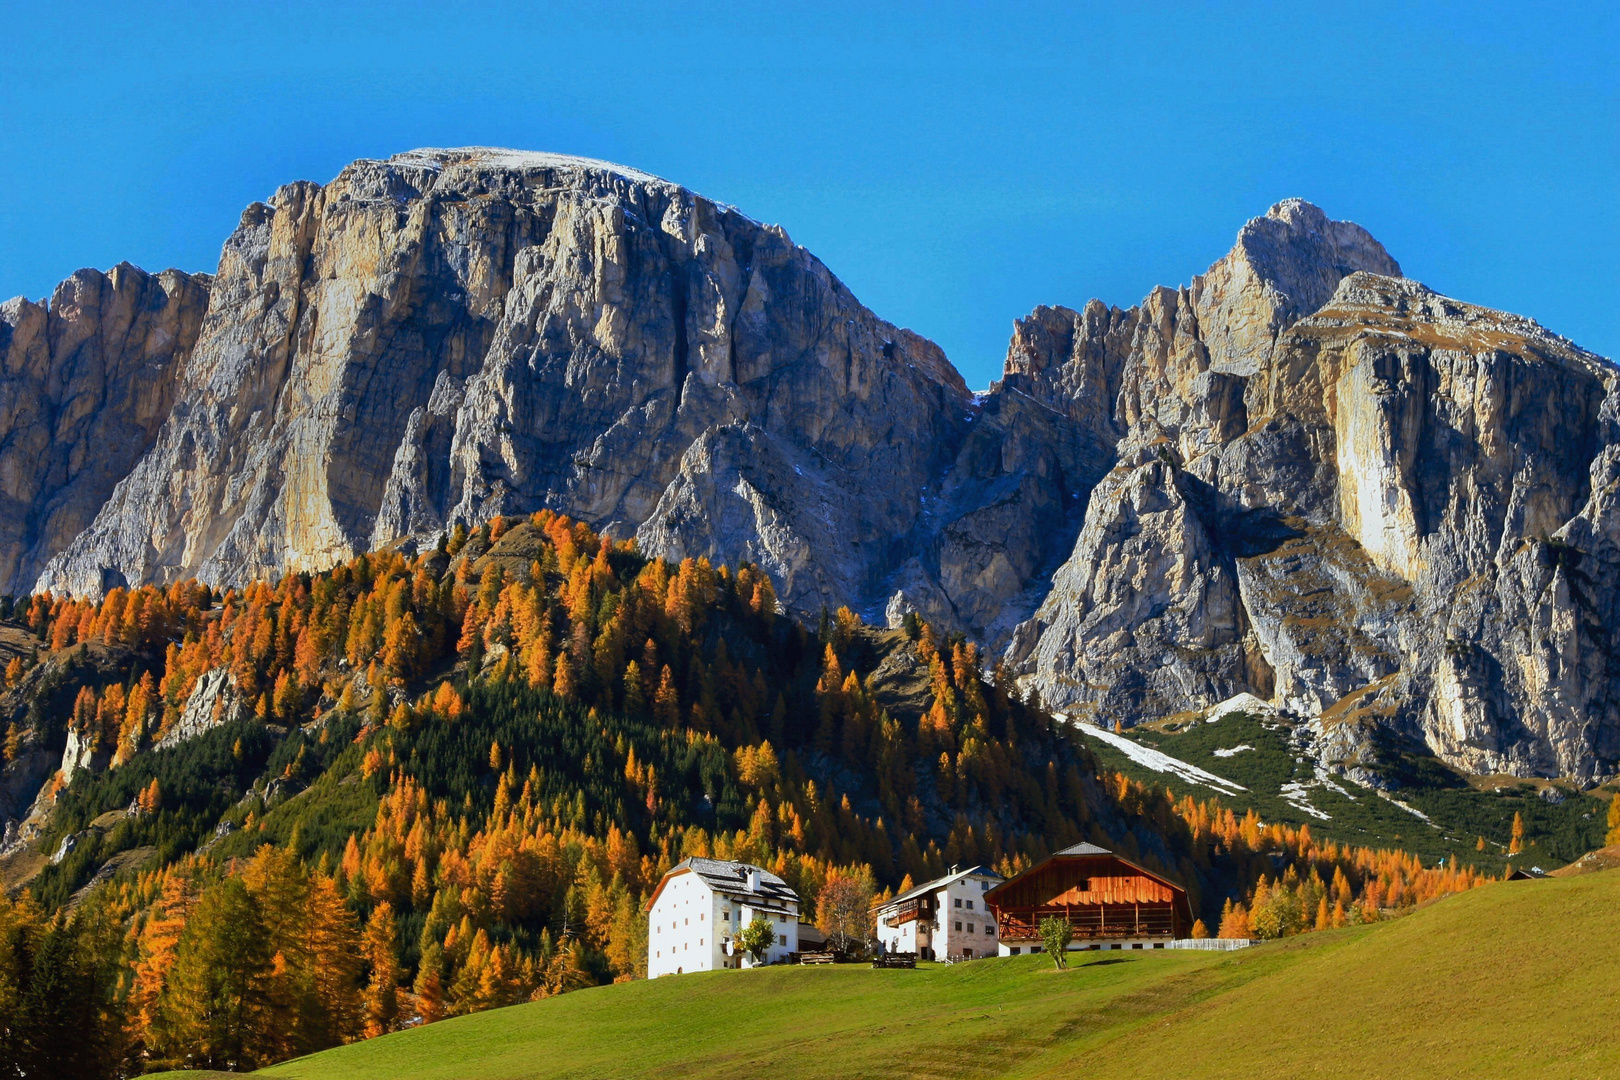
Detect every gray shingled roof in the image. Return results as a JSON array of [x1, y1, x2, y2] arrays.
[[674, 857, 799, 904], [882, 864, 1003, 909]]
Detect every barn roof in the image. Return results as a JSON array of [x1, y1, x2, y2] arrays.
[[984, 842, 1192, 913]]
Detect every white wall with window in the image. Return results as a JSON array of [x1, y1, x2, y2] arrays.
[[873, 865, 1001, 960], [647, 858, 800, 978]]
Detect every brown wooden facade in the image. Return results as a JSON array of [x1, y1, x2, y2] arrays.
[[885, 894, 936, 926], [985, 843, 1193, 943]]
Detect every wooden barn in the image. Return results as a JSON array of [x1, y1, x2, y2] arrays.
[[985, 842, 1194, 951]]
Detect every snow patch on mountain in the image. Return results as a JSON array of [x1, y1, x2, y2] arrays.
[[1068, 717, 1247, 796]]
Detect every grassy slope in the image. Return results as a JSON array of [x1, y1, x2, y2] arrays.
[[263, 952, 1226, 1080], [1031, 868, 1620, 1080], [1081, 712, 1609, 869], [150, 870, 1620, 1080]]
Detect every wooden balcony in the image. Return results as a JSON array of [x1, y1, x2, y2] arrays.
[[883, 897, 935, 927], [994, 903, 1177, 941]]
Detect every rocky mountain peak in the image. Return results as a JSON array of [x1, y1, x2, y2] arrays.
[[1246, 197, 1402, 289], [1189, 198, 1402, 378], [0, 262, 210, 596], [982, 200, 1620, 786]]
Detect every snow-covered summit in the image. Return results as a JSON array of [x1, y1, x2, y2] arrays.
[[383, 147, 669, 186]]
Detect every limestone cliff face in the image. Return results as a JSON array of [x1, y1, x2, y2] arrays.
[[1003, 203, 1618, 783], [998, 202, 1402, 714], [7, 159, 1617, 782], [31, 149, 969, 614], [0, 264, 210, 595]]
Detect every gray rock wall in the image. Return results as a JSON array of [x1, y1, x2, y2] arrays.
[[0, 264, 210, 595], [32, 149, 970, 617], [1004, 206, 1617, 783]]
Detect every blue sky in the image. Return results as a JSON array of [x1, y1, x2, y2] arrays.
[[1, 1, 1614, 387]]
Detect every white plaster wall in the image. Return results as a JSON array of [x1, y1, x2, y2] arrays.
[[651, 874, 799, 975], [936, 874, 998, 958], [877, 872, 1000, 958], [999, 938, 1200, 957], [737, 898, 798, 967], [648, 873, 718, 978]]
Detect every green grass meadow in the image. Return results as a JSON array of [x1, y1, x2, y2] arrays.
[[150, 869, 1620, 1080]]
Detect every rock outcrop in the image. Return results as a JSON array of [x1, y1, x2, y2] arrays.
[[31, 149, 969, 618], [0, 264, 210, 595], [155, 667, 245, 750], [1004, 206, 1617, 783], [59, 723, 110, 786], [4, 155, 1617, 782]]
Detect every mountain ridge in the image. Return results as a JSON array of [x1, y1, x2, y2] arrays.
[[3, 148, 1616, 782]]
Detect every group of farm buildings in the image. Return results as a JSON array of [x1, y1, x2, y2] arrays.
[[647, 841, 1233, 978]]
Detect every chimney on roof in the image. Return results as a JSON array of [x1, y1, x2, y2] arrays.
[[950, 864, 958, 875], [746, 868, 761, 893]]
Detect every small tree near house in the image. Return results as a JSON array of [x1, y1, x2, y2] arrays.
[[737, 915, 777, 965], [1038, 916, 1073, 969], [815, 872, 875, 956]]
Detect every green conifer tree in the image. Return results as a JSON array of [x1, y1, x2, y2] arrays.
[[156, 878, 276, 1069]]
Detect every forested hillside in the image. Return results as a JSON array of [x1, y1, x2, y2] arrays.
[[0, 514, 1502, 1075]]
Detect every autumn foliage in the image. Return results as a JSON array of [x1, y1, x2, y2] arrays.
[[5, 512, 1503, 1074]]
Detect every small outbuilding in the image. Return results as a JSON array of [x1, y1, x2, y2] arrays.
[[985, 842, 1194, 954]]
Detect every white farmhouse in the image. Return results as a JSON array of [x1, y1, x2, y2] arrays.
[[873, 864, 1003, 960], [647, 858, 801, 977]]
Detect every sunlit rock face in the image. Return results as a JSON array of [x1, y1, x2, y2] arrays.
[[7, 158, 1617, 781], [0, 264, 210, 596], [1003, 202, 1617, 783], [28, 148, 971, 617]]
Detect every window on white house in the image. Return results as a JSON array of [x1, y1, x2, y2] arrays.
[[985, 925, 994, 935], [953, 898, 961, 908], [954, 921, 962, 931], [966, 900, 974, 910], [967, 923, 974, 933], [778, 935, 786, 946]]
